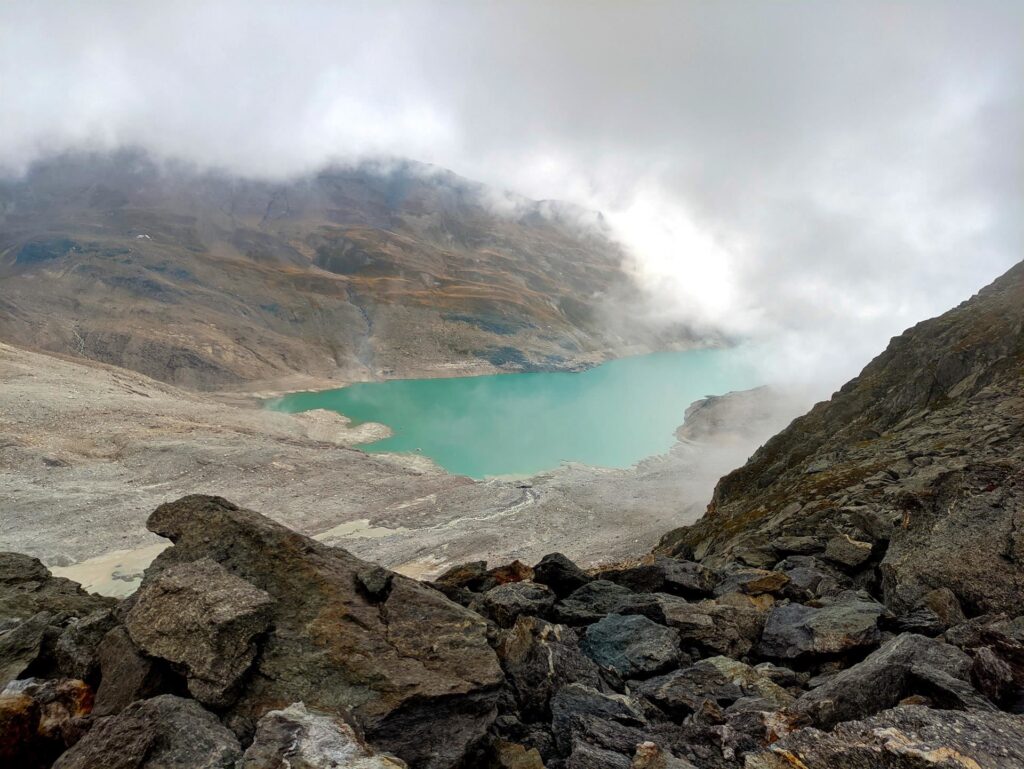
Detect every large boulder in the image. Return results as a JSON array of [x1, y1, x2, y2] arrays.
[[480, 582, 556, 628], [745, 705, 1024, 769], [136, 495, 503, 769], [92, 626, 176, 716], [657, 598, 765, 658], [795, 633, 992, 727], [550, 683, 647, 759], [123, 558, 273, 707], [51, 694, 241, 769], [580, 614, 681, 679], [238, 702, 407, 769], [555, 581, 663, 626], [757, 592, 885, 660]]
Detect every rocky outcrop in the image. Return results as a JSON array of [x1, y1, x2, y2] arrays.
[[134, 495, 503, 769]]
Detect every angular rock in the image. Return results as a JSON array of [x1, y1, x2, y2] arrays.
[[714, 568, 789, 597], [555, 581, 661, 626], [580, 614, 680, 679], [497, 616, 605, 718], [481, 582, 556, 628], [823, 534, 874, 569], [533, 553, 592, 598], [631, 742, 698, 769], [51, 694, 241, 769], [0, 677, 93, 769], [492, 739, 546, 769], [550, 683, 646, 757], [757, 592, 885, 660], [566, 741, 632, 769], [55, 609, 117, 683], [657, 598, 765, 658], [745, 705, 1024, 769], [0, 611, 53, 686], [0, 552, 114, 621], [770, 536, 822, 556], [794, 632, 992, 728], [93, 626, 175, 716], [597, 558, 717, 599], [356, 565, 393, 601], [634, 656, 792, 719], [238, 702, 406, 768], [774, 556, 849, 601], [138, 495, 502, 769], [124, 558, 272, 707]]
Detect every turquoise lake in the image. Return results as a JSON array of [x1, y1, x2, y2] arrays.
[[267, 349, 758, 479]]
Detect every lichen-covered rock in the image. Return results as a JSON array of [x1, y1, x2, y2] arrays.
[[124, 558, 272, 707], [51, 694, 241, 769], [238, 702, 407, 769], [744, 705, 1024, 769], [579, 614, 680, 679], [757, 592, 885, 660], [139, 495, 502, 769]]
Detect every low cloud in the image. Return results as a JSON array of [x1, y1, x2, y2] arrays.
[[2, 1, 1021, 394]]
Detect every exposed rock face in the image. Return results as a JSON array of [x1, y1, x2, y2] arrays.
[[137, 495, 503, 768], [123, 558, 273, 706], [660, 260, 1024, 622], [239, 702, 407, 769]]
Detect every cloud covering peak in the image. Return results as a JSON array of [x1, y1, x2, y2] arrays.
[[2, 1, 1021, 390]]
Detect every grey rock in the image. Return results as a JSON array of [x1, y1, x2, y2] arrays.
[[794, 632, 991, 728], [534, 553, 593, 599], [140, 496, 502, 769], [497, 616, 605, 718], [770, 536, 822, 556], [757, 592, 885, 659], [580, 614, 680, 679], [597, 558, 717, 599], [0, 552, 114, 622], [482, 582, 556, 628], [555, 581, 661, 626], [657, 598, 765, 657], [745, 705, 1024, 769], [55, 609, 117, 683], [714, 567, 789, 597], [124, 558, 273, 707], [93, 626, 174, 716], [356, 565, 393, 601], [0, 612, 53, 686], [51, 694, 241, 769], [630, 742, 698, 769], [823, 535, 874, 569], [238, 702, 407, 768], [550, 683, 646, 757], [774, 556, 849, 601]]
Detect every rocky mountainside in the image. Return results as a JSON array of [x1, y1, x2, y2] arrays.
[[0, 151, 691, 389], [2, 262, 1023, 768]]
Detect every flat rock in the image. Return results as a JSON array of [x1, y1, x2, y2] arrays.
[[714, 568, 789, 597], [139, 495, 502, 769], [238, 702, 407, 768], [745, 705, 1024, 769], [580, 614, 680, 679], [51, 694, 241, 769], [757, 592, 885, 659], [124, 558, 272, 707]]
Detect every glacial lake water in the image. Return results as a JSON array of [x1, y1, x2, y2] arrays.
[[267, 349, 757, 479]]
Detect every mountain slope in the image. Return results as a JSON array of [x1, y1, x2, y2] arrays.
[[661, 260, 1024, 616], [0, 151, 688, 389]]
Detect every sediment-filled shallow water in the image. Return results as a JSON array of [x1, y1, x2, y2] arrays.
[[268, 349, 757, 479]]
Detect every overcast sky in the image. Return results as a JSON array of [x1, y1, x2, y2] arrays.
[[2, 1, 1021, 391]]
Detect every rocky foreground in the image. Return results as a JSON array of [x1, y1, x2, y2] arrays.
[[3, 261, 1023, 768]]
